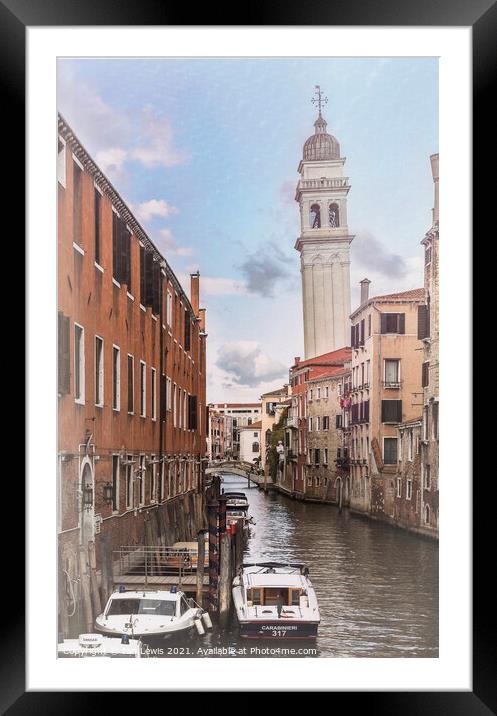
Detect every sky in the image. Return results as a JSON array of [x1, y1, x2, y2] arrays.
[[57, 57, 438, 404]]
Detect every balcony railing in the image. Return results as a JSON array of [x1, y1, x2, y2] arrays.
[[383, 381, 401, 389]]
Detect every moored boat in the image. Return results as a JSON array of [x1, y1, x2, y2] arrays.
[[95, 587, 207, 640], [232, 562, 320, 639], [223, 491, 249, 510], [58, 632, 143, 658]]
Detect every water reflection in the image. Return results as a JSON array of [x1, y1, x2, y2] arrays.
[[157, 475, 438, 658]]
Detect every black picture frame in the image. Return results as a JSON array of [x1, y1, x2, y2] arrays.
[[5, 0, 489, 709]]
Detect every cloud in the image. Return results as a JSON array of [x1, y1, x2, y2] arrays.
[[238, 242, 292, 298], [95, 148, 128, 178], [133, 199, 178, 223], [352, 230, 407, 279], [216, 341, 287, 388], [130, 106, 189, 168], [155, 228, 193, 257]]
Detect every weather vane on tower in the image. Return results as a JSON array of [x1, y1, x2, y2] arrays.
[[311, 85, 328, 117]]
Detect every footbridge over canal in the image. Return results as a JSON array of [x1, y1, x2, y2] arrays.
[[205, 460, 276, 489]]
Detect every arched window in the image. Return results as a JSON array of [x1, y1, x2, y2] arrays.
[[424, 504, 431, 525], [310, 204, 321, 228], [252, 442, 260, 453], [329, 203, 339, 227]]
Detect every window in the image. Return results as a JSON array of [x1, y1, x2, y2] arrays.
[[384, 437, 398, 465], [324, 448, 328, 465], [184, 310, 191, 352], [139, 455, 146, 505], [422, 362, 430, 388], [74, 323, 85, 404], [252, 442, 259, 453], [325, 386, 329, 399], [166, 291, 173, 327], [150, 456, 156, 502], [184, 390, 187, 430], [323, 416, 329, 430], [173, 384, 177, 427], [328, 202, 339, 227], [73, 160, 83, 247], [309, 389, 313, 400], [112, 346, 120, 411], [57, 137, 66, 187], [127, 355, 134, 414], [58, 312, 70, 396], [317, 388, 321, 399], [151, 368, 157, 420], [94, 336, 104, 406], [396, 478, 402, 498], [188, 395, 198, 430], [94, 188, 102, 266], [424, 504, 431, 525], [310, 203, 321, 228], [314, 449, 320, 466], [384, 359, 400, 385], [418, 302, 430, 340], [432, 402, 439, 440], [112, 212, 132, 289], [408, 430, 414, 461], [424, 464, 431, 489], [335, 415, 342, 429], [381, 400, 402, 423], [166, 377, 172, 412], [380, 313, 405, 334], [140, 361, 146, 417], [140, 249, 160, 313], [316, 416, 321, 431], [406, 479, 413, 500], [112, 455, 119, 511], [126, 455, 133, 509], [423, 406, 429, 440], [308, 417, 313, 432], [368, 314, 371, 337]]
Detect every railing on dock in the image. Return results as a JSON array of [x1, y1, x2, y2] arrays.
[[112, 545, 203, 587]]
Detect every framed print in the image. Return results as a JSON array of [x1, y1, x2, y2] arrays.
[[3, 0, 492, 708]]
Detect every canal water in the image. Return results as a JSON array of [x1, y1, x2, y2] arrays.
[[153, 474, 438, 658]]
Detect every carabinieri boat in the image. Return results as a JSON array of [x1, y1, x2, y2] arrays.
[[232, 562, 320, 639]]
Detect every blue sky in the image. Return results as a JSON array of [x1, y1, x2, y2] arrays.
[[58, 57, 438, 403]]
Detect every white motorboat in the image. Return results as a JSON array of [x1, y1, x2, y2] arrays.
[[223, 491, 249, 510], [58, 632, 143, 658], [232, 562, 320, 639], [95, 587, 205, 639], [227, 509, 254, 532]]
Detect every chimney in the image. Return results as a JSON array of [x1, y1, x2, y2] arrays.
[[294, 356, 301, 366], [190, 271, 200, 317], [198, 308, 206, 332], [430, 153, 439, 226], [360, 278, 371, 305]]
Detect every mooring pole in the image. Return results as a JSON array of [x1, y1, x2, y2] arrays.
[[207, 498, 219, 614], [196, 529, 207, 607]]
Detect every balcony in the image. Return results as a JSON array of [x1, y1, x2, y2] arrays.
[[383, 381, 401, 390], [286, 449, 297, 461], [286, 415, 298, 429]]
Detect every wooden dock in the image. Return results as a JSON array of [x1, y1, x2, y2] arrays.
[[113, 574, 210, 593]]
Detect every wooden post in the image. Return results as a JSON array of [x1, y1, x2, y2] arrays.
[[234, 519, 244, 573], [207, 498, 219, 614], [58, 558, 69, 639], [88, 540, 102, 617], [78, 545, 93, 633], [196, 530, 206, 607], [218, 531, 231, 623]]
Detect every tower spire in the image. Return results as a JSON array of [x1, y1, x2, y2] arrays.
[[311, 85, 328, 118]]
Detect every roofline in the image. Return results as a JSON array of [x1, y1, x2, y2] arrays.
[[58, 113, 197, 320], [350, 292, 425, 319]]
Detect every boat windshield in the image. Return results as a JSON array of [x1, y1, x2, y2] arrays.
[[106, 598, 176, 616], [246, 588, 303, 607]]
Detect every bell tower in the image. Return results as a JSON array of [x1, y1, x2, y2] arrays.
[[295, 86, 354, 359]]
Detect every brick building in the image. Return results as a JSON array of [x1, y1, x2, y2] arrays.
[[208, 403, 262, 458], [279, 348, 351, 498], [57, 115, 207, 632], [418, 153, 439, 536], [394, 418, 423, 530], [305, 366, 351, 504], [260, 386, 289, 473], [349, 283, 424, 520]]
